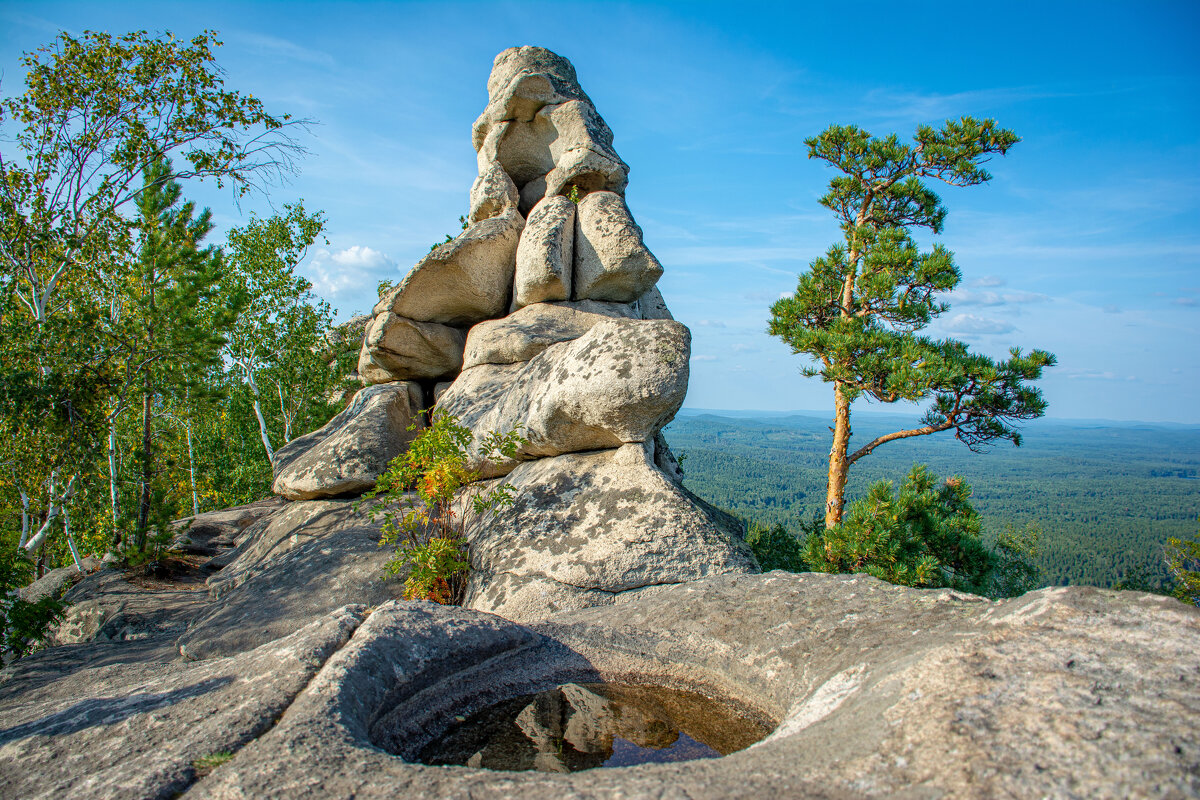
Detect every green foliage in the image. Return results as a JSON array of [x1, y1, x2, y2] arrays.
[[566, 185, 582, 204], [0, 27, 308, 571], [746, 521, 807, 572], [362, 413, 524, 604], [767, 117, 1053, 525], [0, 545, 66, 660], [1165, 527, 1200, 606], [222, 203, 340, 457], [802, 464, 1038, 597], [118, 158, 235, 554], [192, 750, 234, 775]]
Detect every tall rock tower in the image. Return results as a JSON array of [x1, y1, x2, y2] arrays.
[[271, 47, 756, 620]]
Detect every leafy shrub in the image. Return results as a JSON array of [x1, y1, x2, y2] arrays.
[[362, 413, 523, 604], [1, 546, 67, 661], [1165, 528, 1200, 607], [802, 464, 1040, 598], [746, 522, 806, 572]]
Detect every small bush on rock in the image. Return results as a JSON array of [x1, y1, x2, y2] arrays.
[[802, 464, 1040, 598], [362, 413, 523, 604]]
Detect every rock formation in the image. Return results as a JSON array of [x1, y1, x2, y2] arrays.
[[272, 45, 755, 618]]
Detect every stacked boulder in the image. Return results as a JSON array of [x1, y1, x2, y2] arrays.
[[271, 46, 755, 621]]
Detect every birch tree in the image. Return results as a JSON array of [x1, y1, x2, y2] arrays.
[[221, 203, 330, 462], [0, 28, 305, 560]]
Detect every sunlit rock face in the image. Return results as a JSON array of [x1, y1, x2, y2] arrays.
[[269, 46, 755, 614]]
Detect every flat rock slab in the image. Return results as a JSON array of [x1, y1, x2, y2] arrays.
[[180, 575, 1200, 799], [0, 606, 364, 800], [178, 499, 400, 660], [170, 498, 287, 557], [48, 569, 211, 648]]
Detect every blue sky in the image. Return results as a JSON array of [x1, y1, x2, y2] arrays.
[[3, 1, 1198, 423]]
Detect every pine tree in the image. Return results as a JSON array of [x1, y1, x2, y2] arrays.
[[114, 159, 234, 552], [769, 118, 1055, 527]]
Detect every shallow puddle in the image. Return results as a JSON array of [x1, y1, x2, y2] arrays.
[[418, 682, 771, 772]]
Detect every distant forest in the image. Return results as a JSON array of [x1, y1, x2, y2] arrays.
[[663, 412, 1200, 590]]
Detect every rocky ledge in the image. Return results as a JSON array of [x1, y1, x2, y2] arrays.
[[1, 573, 1196, 800]]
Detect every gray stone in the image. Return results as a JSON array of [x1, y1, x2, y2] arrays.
[[374, 208, 523, 326], [513, 195, 575, 309], [181, 577, 1200, 800], [461, 300, 637, 370], [473, 47, 592, 151], [463, 441, 756, 620], [17, 557, 98, 604], [0, 606, 364, 800], [47, 569, 210, 649], [573, 191, 663, 303], [539, 101, 629, 201], [637, 284, 673, 320], [169, 498, 287, 557], [437, 318, 690, 476], [272, 383, 423, 501], [177, 500, 399, 660], [468, 161, 520, 224], [356, 312, 465, 384]]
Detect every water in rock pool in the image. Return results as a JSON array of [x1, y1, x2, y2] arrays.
[[418, 682, 772, 772]]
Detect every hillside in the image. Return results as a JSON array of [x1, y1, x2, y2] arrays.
[[663, 410, 1200, 589]]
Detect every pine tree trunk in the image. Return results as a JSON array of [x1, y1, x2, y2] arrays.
[[186, 416, 199, 517], [136, 386, 153, 548], [824, 382, 852, 528]]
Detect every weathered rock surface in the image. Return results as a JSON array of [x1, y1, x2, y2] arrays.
[[356, 312, 466, 383], [373, 208, 523, 326], [463, 442, 756, 620], [178, 499, 401, 660], [573, 190, 663, 302], [439, 318, 690, 475], [272, 382, 423, 501], [177, 576, 1198, 800], [461, 299, 637, 369], [169, 498, 287, 557], [0, 606, 364, 800], [47, 570, 210, 649], [513, 195, 575, 308], [17, 557, 98, 603], [637, 284, 673, 320], [468, 161, 520, 224]]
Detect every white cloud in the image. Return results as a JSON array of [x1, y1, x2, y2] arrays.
[[691, 354, 719, 362], [304, 245, 396, 316], [696, 319, 727, 328], [975, 275, 1005, 287], [941, 313, 1016, 335], [949, 289, 1048, 307]]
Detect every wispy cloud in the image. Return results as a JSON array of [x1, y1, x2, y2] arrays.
[[692, 354, 719, 362], [226, 31, 337, 67], [949, 288, 1049, 307], [940, 313, 1016, 335]]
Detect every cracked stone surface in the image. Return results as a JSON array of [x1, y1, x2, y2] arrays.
[[0, 606, 365, 800], [178, 575, 1198, 800], [462, 442, 756, 620]]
